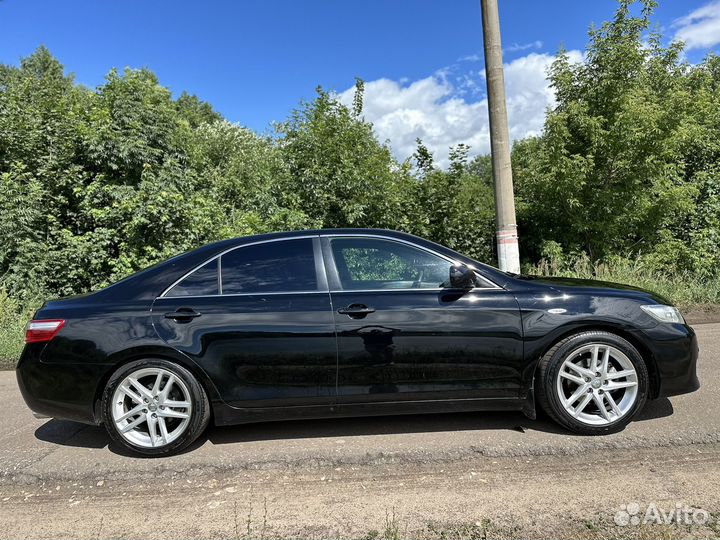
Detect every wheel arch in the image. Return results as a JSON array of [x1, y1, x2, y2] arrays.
[[528, 322, 660, 400], [92, 347, 222, 424]]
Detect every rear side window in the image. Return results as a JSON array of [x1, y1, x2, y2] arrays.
[[166, 259, 219, 297], [221, 238, 317, 294]]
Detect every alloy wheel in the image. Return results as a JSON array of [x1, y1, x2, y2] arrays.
[[556, 343, 639, 426], [111, 367, 193, 448]]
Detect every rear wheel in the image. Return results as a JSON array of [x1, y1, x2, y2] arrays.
[[101, 359, 210, 456], [537, 331, 649, 434]]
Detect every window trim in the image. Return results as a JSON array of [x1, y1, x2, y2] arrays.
[[158, 235, 328, 299], [217, 254, 223, 295], [163, 258, 220, 298], [320, 233, 502, 292], [158, 233, 502, 299]]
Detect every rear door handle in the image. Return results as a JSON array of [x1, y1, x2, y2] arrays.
[[164, 308, 202, 321], [337, 304, 376, 318]]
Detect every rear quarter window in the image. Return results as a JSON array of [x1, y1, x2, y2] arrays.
[[165, 259, 219, 297]]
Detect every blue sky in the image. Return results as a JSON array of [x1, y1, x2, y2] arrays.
[[2, 0, 719, 165]]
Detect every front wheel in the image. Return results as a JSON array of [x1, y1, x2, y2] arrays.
[[537, 331, 649, 435], [101, 359, 210, 456]]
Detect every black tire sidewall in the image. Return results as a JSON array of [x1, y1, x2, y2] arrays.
[[101, 358, 210, 456], [541, 331, 649, 435]]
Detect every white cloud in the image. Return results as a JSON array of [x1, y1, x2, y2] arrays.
[[673, 1, 720, 50], [506, 40, 543, 52], [339, 50, 582, 169]]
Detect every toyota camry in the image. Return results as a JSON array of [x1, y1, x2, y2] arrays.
[[17, 229, 699, 455]]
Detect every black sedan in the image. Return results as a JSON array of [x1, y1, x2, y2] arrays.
[[17, 229, 699, 455]]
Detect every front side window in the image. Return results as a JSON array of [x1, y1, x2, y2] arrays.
[[221, 238, 317, 294], [330, 238, 451, 290], [166, 259, 219, 297]]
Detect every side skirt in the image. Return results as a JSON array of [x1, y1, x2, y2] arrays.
[[212, 397, 527, 427]]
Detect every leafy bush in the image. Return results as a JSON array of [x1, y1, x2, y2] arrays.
[[513, 0, 720, 278], [0, 291, 34, 369]]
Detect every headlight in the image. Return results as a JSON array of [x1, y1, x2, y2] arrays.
[[640, 305, 685, 324]]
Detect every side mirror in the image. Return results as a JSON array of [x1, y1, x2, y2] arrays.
[[449, 264, 475, 289]]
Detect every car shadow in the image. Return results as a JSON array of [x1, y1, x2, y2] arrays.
[[635, 395, 674, 421], [34, 397, 674, 456], [206, 397, 674, 445], [34, 419, 108, 449]]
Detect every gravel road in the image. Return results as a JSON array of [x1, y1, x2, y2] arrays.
[[1, 323, 718, 539]]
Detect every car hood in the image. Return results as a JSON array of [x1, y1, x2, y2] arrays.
[[517, 275, 671, 304]]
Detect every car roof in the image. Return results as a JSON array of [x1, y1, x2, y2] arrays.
[[90, 228, 509, 301]]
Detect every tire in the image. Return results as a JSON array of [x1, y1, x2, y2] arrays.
[[101, 358, 211, 456], [536, 331, 649, 435]]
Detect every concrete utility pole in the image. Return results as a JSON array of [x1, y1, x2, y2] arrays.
[[480, 0, 521, 274]]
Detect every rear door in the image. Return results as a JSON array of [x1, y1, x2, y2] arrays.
[[322, 234, 524, 403], [152, 236, 338, 409]]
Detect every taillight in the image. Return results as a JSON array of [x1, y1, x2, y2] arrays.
[[25, 319, 66, 344]]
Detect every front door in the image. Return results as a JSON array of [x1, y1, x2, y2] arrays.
[[152, 237, 338, 409], [322, 235, 524, 403]]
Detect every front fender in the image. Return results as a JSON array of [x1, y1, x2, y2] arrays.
[[516, 292, 663, 395]]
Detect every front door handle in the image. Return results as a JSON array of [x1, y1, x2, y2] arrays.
[[337, 304, 376, 318], [164, 308, 202, 322]]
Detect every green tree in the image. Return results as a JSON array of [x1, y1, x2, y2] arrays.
[[513, 0, 703, 269], [0, 47, 95, 300], [412, 141, 496, 262], [176, 91, 222, 128], [276, 81, 416, 230], [0, 48, 312, 300]]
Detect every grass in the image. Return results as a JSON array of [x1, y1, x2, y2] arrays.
[[526, 256, 720, 311], [1, 256, 719, 370], [290, 512, 720, 540]]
